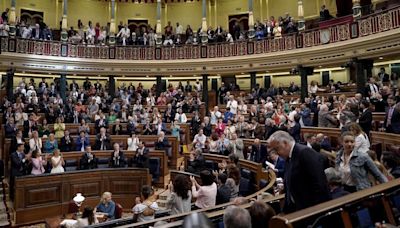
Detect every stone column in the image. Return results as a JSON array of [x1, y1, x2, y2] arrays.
[[61, 0, 68, 42], [202, 74, 209, 114], [109, 75, 116, 98], [298, 0, 305, 31], [156, 76, 162, 97], [201, 0, 208, 44], [60, 74, 67, 103], [352, 0, 362, 19], [156, 0, 162, 46], [9, 0, 16, 36], [352, 58, 373, 94], [248, 0, 255, 38], [299, 66, 314, 101], [6, 69, 14, 99], [250, 72, 257, 91], [109, 0, 116, 45]]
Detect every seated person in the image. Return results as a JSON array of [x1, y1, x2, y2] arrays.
[[96, 192, 116, 220], [325, 167, 350, 199], [142, 120, 153, 135], [249, 138, 267, 164], [76, 130, 90, 152], [95, 113, 108, 134], [132, 185, 159, 222], [112, 119, 124, 135], [80, 146, 98, 170], [186, 149, 205, 174], [60, 130, 73, 152], [110, 143, 126, 168], [266, 150, 285, 178], [216, 173, 231, 204], [94, 127, 112, 150], [61, 206, 98, 227], [155, 131, 169, 151], [132, 142, 149, 168], [43, 134, 58, 154]]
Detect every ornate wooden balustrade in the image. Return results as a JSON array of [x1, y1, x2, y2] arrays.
[[0, 6, 399, 61]]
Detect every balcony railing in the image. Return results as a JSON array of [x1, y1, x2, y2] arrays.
[[1, 6, 399, 61]]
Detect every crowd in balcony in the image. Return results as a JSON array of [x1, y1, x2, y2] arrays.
[[0, 7, 301, 46]]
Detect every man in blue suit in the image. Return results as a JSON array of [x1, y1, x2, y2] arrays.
[[75, 131, 90, 151]]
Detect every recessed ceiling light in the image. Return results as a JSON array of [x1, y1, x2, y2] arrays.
[[146, 75, 149, 78], [379, 57, 383, 60], [319, 65, 322, 68], [265, 71, 269, 73], [241, 72, 245, 74]]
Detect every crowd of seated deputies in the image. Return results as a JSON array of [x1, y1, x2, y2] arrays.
[[4, 70, 400, 227]]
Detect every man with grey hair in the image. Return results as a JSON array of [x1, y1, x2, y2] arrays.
[[223, 205, 252, 228], [318, 104, 338, 128], [267, 131, 330, 213]]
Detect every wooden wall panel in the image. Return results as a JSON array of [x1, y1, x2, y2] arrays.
[[15, 168, 150, 225]]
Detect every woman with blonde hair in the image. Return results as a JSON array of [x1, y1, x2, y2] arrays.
[[96, 192, 116, 220]]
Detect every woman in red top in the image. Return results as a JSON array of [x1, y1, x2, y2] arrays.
[[215, 118, 226, 137]]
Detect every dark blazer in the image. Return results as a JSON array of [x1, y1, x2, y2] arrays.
[[358, 109, 373, 135], [187, 155, 205, 175], [5, 123, 17, 138], [23, 120, 38, 138], [155, 137, 169, 150], [250, 144, 267, 164], [10, 137, 26, 155], [112, 124, 124, 135], [133, 147, 149, 168], [288, 122, 301, 142], [60, 136, 73, 152], [203, 123, 212, 137], [79, 152, 98, 170], [126, 121, 136, 134], [94, 134, 112, 150], [384, 108, 400, 134], [109, 151, 126, 168], [274, 156, 286, 178], [216, 185, 231, 205], [299, 108, 312, 126], [283, 143, 330, 213], [152, 123, 167, 135], [95, 119, 109, 134], [10, 151, 29, 177]]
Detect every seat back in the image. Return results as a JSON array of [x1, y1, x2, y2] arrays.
[[114, 203, 123, 219], [149, 158, 161, 182], [97, 158, 110, 169], [64, 159, 78, 171]]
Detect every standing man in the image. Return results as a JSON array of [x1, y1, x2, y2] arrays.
[[267, 131, 330, 213], [10, 144, 30, 200]]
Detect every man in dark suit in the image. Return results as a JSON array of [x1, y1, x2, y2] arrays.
[[94, 127, 112, 150], [267, 131, 330, 213], [385, 99, 400, 134], [250, 138, 267, 164], [133, 142, 149, 168], [358, 100, 373, 136], [10, 144, 30, 200], [60, 130, 73, 152], [80, 146, 98, 170], [95, 114, 108, 134], [268, 150, 285, 178], [378, 67, 390, 83], [288, 115, 301, 142], [109, 143, 126, 168]]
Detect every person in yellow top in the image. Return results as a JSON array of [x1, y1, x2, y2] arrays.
[[54, 117, 66, 139]]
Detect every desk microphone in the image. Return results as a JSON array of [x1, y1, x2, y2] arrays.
[[307, 208, 343, 228]]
